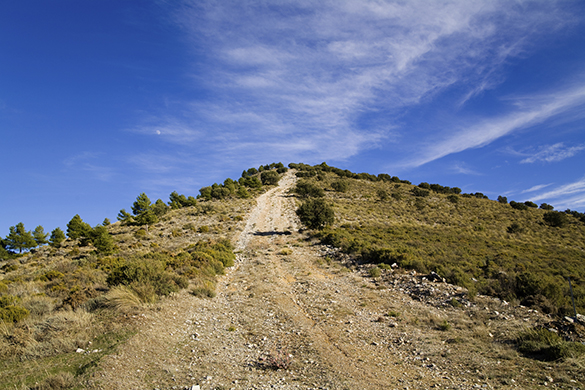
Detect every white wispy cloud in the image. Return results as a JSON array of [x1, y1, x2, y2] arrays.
[[528, 177, 585, 209], [145, 0, 577, 167], [520, 142, 585, 164], [521, 183, 552, 194], [450, 162, 481, 175], [63, 152, 115, 181], [409, 84, 585, 167]]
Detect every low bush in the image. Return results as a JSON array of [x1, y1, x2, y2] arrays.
[[543, 211, 568, 228], [0, 295, 29, 323], [510, 201, 528, 210], [106, 256, 182, 297], [260, 170, 280, 185], [369, 267, 381, 278], [507, 222, 523, 234], [517, 327, 585, 361], [293, 181, 325, 198], [331, 180, 349, 192], [411, 187, 429, 197], [296, 198, 335, 230]]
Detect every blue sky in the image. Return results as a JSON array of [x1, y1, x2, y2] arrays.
[[2, 0, 585, 236]]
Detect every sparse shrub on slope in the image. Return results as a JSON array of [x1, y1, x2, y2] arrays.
[[517, 327, 585, 361], [509, 201, 528, 210], [106, 254, 186, 297], [411, 187, 429, 197], [293, 180, 325, 198], [331, 180, 349, 192], [296, 198, 334, 230], [0, 295, 29, 323], [261, 170, 280, 185], [295, 163, 585, 315], [543, 211, 568, 227]]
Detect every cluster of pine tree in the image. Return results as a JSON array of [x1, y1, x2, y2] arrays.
[[198, 163, 286, 201], [0, 189, 201, 260]]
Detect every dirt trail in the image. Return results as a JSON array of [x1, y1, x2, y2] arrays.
[[88, 172, 517, 389]]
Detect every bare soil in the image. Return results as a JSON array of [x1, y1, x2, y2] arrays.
[[86, 172, 584, 390]]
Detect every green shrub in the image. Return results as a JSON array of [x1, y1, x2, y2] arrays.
[[377, 189, 388, 201], [543, 211, 568, 228], [438, 320, 451, 331], [237, 186, 251, 198], [296, 198, 335, 230], [293, 181, 325, 198], [506, 222, 523, 234], [0, 295, 29, 323], [134, 229, 147, 238], [331, 180, 349, 192], [369, 267, 381, 277], [44, 270, 64, 281], [260, 170, 280, 185], [107, 257, 181, 297], [199, 225, 210, 233], [1, 263, 18, 272], [191, 287, 216, 298], [411, 187, 430, 197], [450, 298, 462, 308], [510, 201, 528, 210], [517, 328, 585, 360], [447, 194, 459, 204]]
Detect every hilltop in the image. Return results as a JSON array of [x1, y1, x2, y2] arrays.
[[0, 163, 584, 389]]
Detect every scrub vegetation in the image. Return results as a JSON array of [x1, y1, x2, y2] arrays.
[[1, 161, 584, 388], [0, 163, 284, 389], [290, 162, 585, 316]]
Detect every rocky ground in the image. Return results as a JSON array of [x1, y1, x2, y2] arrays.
[[86, 172, 585, 390]]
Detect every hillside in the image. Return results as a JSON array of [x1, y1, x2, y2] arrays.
[[1, 164, 584, 389]]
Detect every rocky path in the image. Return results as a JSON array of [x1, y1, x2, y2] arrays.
[[87, 172, 573, 390]]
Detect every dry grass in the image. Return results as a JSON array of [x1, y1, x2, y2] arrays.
[[104, 285, 145, 312], [0, 193, 255, 388], [302, 170, 585, 315]]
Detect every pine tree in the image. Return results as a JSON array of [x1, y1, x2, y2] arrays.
[[132, 193, 158, 228], [33, 225, 49, 246], [152, 199, 169, 216], [117, 209, 133, 225], [66, 215, 92, 240], [49, 227, 66, 248], [5, 222, 37, 253], [91, 225, 115, 254]]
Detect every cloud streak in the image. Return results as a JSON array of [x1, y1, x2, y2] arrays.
[[155, 0, 578, 165], [409, 84, 585, 167], [528, 177, 585, 210], [520, 143, 585, 164]]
